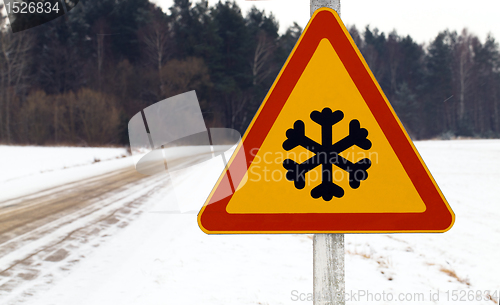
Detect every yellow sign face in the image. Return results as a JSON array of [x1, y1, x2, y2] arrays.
[[198, 8, 454, 233], [226, 38, 426, 214]]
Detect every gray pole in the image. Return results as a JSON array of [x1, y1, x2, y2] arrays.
[[313, 234, 345, 304], [310, 0, 340, 17], [310, 2, 345, 305]]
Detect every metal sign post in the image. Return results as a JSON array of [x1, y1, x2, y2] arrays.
[[310, 3, 344, 305], [313, 234, 345, 305], [311, 0, 340, 17]]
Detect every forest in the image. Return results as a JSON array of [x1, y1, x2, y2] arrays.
[[0, 0, 499, 146]]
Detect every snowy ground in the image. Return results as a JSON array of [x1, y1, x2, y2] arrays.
[[1, 140, 499, 305], [0, 146, 130, 201]]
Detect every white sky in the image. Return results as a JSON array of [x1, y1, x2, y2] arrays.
[[153, 0, 500, 45]]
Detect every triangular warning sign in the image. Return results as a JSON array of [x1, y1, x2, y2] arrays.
[[198, 8, 455, 233]]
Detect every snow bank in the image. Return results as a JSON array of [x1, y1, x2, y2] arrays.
[[0, 146, 132, 201]]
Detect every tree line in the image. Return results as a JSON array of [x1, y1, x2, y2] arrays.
[[349, 26, 500, 139], [0, 0, 499, 146]]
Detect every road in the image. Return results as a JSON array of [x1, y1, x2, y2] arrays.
[[0, 163, 167, 297], [0, 145, 231, 302]]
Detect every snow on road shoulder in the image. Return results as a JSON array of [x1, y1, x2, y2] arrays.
[[0, 146, 129, 182], [0, 146, 132, 201]]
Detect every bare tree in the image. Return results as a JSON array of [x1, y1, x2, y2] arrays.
[[93, 18, 108, 91], [141, 19, 171, 95], [0, 29, 33, 143], [387, 31, 400, 94], [251, 31, 276, 86], [74, 89, 121, 145], [454, 29, 474, 123], [17, 90, 52, 144], [160, 57, 211, 98]]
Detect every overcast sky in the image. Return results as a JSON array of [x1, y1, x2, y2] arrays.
[[153, 0, 500, 45]]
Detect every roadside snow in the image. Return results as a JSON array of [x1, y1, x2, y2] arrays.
[[0, 146, 129, 182], [4, 140, 500, 305], [0, 146, 132, 201]]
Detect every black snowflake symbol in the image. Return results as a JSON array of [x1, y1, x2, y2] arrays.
[[282, 108, 372, 201]]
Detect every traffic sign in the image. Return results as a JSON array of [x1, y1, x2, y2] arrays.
[[197, 8, 455, 234]]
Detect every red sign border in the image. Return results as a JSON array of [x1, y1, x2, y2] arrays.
[[198, 8, 455, 233]]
